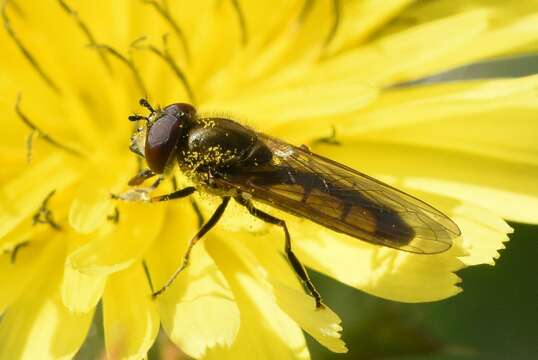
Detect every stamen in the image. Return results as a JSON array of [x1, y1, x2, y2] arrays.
[[3, 240, 29, 264], [2, 1, 61, 94], [90, 43, 148, 96], [141, 0, 191, 62], [25, 129, 36, 163], [324, 0, 341, 47], [230, 0, 248, 45], [57, 0, 111, 72], [107, 207, 120, 223], [32, 190, 62, 231], [142, 260, 156, 294], [313, 125, 341, 146], [16, 94, 85, 160], [133, 36, 196, 104], [11, 241, 29, 263], [298, 0, 314, 22], [8, 0, 23, 17]]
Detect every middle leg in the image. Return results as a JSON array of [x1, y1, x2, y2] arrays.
[[235, 196, 324, 309], [152, 196, 230, 298]]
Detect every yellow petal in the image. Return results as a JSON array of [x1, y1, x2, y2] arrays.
[[61, 263, 106, 313], [69, 193, 112, 235], [311, 135, 538, 225], [205, 80, 378, 132], [452, 203, 512, 266], [145, 202, 240, 358], [103, 264, 159, 360], [0, 239, 93, 360], [67, 202, 165, 276], [416, 13, 538, 79], [310, 8, 538, 86], [406, 177, 538, 225], [326, 0, 415, 54], [291, 216, 464, 303], [68, 172, 114, 234], [68, 151, 134, 234], [205, 234, 310, 360], [389, 189, 512, 267], [233, 227, 347, 353], [191, 167, 465, 304], [272, 282, 347, 354], [342, 76, 538, 136], [391, 1, 538, 77], [278, 74, 538, 148], [304, 10, 490, 86], [0, 219, 34, 250], [0, 155, 78, 239], [0, 240, 47, 313]]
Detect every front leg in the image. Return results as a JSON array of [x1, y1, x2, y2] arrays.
[[113, 173, 164, 202], [113, 186, 196, 203], [128, 168, 157, 186], [115, 169, 196, 203]]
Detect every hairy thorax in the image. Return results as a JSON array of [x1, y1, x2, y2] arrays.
[[176, 117, 272, 197]]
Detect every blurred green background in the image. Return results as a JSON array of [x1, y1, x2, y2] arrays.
[[75, 55, 538, 360]]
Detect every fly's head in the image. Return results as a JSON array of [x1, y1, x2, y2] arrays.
[[129, 99, 196, 173]]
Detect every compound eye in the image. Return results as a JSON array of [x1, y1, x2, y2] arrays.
[[145, 114, 183, 173], [163, 103, 196, 119]]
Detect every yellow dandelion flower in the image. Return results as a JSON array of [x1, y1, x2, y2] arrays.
[[1, 0, 538, 359]]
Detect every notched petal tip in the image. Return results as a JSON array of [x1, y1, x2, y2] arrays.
[[451, 202, 512, 267], [274, 282, 348, 353], [61, 262, 106, 313]]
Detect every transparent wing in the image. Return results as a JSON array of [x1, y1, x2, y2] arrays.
[[218, 135, 461, 254]]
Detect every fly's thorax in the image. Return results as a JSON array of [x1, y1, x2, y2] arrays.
[[177, 117, 258, 169], [178, 145, 240, 172]]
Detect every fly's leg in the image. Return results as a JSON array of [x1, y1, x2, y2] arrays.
[[113, 169, 163, 201], [114, 167, 198, 204], [128, 169, 156, 186], [149, 186, 196, 202], [190, 198, 204, 228], [152, 196, 230, 298], [112, 186, 195, 202], [171, 176, 204, 227], [235, 196, 324, 309]]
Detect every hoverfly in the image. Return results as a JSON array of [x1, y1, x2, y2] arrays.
[[122, 99, 461, 309]]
